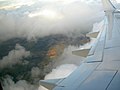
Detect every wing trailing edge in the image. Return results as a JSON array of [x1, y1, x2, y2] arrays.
[[72, 49, 90, 57], [86, 31, 100, 38], [40, 78, 64, 90]]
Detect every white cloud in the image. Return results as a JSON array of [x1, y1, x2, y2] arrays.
[[45, 64, 77, 79], [0, 0, 104, 41], [52, 46, 84, 67], [0, 0, 35, 10], [0, 44, 30, 69], [2, 76, 37, 90]]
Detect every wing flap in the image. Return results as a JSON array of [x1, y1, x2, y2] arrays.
[[86, 31, 99, 38], [72, 49, 90, 57], [40, 78, 65, 90], [85, 20, 107, 63]]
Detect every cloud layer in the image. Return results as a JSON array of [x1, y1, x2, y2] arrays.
[[0, 0, 104, 41], [0, 44, 30, 69], [2, 76, 37, 90]]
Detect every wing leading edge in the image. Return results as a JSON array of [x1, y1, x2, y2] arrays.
[[40, 0, 120, 90]]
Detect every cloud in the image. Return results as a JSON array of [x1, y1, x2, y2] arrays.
[[2, 63, 77, 90], [2, 76, 37, 90], [45, 64, 77, 79], [31, 67, 41, 78], [52, 46, 84, 67], [0, 44, 30, 69], [0, 0, 104, 41], [0, 0, 35, 10]]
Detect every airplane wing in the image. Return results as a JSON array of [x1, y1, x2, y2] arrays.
[[40, 0, 120, 90]]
